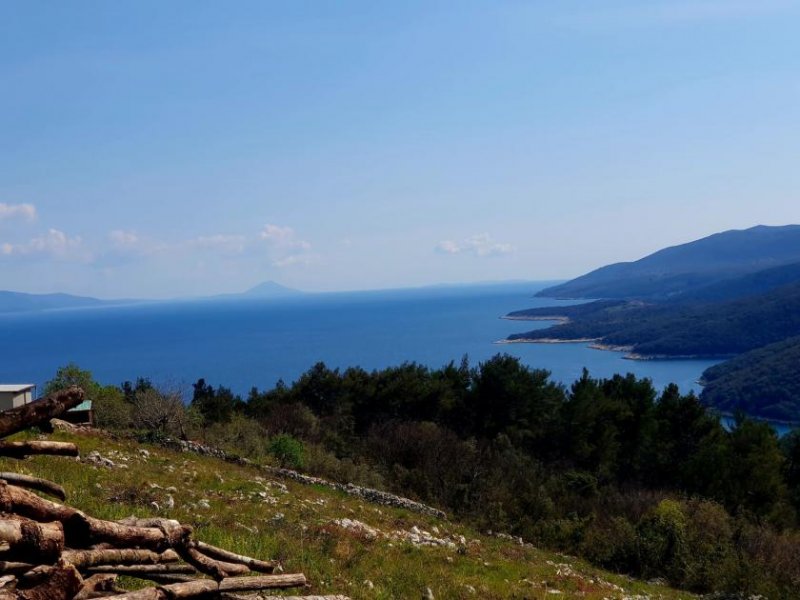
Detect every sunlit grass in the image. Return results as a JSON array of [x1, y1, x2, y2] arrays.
[[1, 429, 695, 599]]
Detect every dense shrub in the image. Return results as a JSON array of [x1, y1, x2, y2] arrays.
[[268, 434, 305, 469], [203, 414, 269, 458], [579, 515, 637, 572], [93, 386, 132, 429]]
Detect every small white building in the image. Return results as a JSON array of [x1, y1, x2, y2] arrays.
[[0, 384, 36, 411]]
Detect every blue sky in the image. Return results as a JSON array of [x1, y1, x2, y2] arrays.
[[1, 1, 799, 298]]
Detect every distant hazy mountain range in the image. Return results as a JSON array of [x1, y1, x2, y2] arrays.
[[0, 291, 114, 314], [0, 281, 304, 314], [508, 224, 800, 422]]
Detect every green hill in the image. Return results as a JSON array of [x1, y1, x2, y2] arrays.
[[508, 281, 800, 358], [700, 336, 800, 422], [537, 225, 800, 300]]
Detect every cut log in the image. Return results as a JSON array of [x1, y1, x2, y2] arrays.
[[84, 564, 194, 576], [177, 544, 250, 580], [109, 574, 307, 600], [221, 596, 351, 600], [0, 441, 79, 459], [0, 483, 194, 551], [16, 560, 83, 600], [194, 541, 277, 573], [0, 472, 67, 500], [0, 561, 34, 574], [71, 515, 191, 550], [0, 480, 79, 523], [218, 574, 307, 592], [0, 517, 63, 562], [16, 564, 52, 586], [63, 548, 181, 569], [120, 573, 195, 585], [84, 565, 196, 585], [0, 387, 84, 439], [73, 573, 117, 600]]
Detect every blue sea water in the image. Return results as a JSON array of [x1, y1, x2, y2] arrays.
[[0, 282, 721, 400]]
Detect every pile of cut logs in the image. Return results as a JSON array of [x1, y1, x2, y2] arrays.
[[0, 387, 348, 600]]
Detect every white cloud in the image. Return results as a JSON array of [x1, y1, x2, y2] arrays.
[[436, 240, 461, 254], [257, 223, 314, 268], [272, 254, 317, 268], [259, 223, 311, 250], [0, 203, 37, 222], [436, 233, 513, 257], [1, 228, 88, 261], [96, 224, 317, 271]]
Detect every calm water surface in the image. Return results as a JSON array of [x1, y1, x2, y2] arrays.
[[0, 282, 720, 398]]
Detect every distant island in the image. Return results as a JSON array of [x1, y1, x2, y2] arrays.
[[204, 280, 306, 301], [0, 290, 122, 314], [506, 224, 800, 422], [0, 280, 305, 315]]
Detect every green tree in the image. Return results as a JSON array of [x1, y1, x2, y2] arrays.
[[44, 363, 100, 397], [191, 378, 244, 425]]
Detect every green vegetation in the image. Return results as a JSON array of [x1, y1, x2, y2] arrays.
[[700, 336, 800, 421], [1, 428, 695, 600], [508, 280, 800, 358], [46, 359, 800, 598], [517, 226, 800, 422]]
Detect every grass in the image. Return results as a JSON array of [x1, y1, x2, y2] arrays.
[[1, 428, 696, 599]]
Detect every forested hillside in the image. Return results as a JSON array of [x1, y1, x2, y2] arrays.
[[48, 360, 800, 598], [508, 226, 800, 420], [700, 336, 800, 421], [508, 280, 800, 358]]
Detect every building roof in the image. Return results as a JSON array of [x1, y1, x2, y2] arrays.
[[0, 384, 36, 393], [68, 400, 93, 412]]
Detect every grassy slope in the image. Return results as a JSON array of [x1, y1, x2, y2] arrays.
[[1, 429, 694, 600]]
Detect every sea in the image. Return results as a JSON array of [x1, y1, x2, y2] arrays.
[[0, 281, 720, 401]]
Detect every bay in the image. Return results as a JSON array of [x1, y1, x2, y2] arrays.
[[0, 281, 720, 398]]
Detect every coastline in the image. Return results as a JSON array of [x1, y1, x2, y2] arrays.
[[712, 409, 800, 433], [496, 337, 600, 345], [501, 315, 571, 324], [500, 338, 733, 362]]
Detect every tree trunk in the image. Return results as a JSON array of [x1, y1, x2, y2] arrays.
[[63, 549, 180, 569], [0, 387, 84, 438], [0, 441, 79, 459], [194, 541, 276, 573], [17, 560, 83, 600], [0, 472, 67, 500], [0, 517, 63, 562]]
